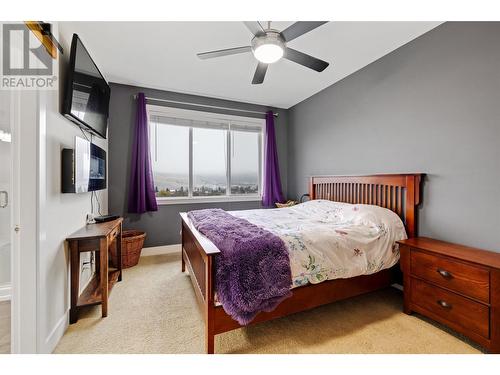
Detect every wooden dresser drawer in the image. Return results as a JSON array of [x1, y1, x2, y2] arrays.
[[411, 250, 490, 303], [399, 237, 500, 353], [411, 278, 489, 339]]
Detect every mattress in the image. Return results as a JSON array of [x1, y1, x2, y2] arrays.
[[230, 199, 407, 288], [211, 199, 407, 306]]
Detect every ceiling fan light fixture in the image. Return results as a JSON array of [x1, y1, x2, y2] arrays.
[[197, 22, 330, 84], [254, 44, 283, 64], [252, 31, 285, 64]]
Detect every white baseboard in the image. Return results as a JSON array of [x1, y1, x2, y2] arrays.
[[0, 283, 11, 301], [141, 244, 181, 257], [44, 310, 69, 354]]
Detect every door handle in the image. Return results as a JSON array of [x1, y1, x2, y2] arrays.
[[0, 191, 7, 208]]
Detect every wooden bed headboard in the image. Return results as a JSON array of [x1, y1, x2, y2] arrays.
[[309, 174, 423, 238]]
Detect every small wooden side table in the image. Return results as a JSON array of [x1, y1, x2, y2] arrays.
[[66, 218, 123, 324]]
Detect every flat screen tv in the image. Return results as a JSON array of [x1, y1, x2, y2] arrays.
[[62, 136, 107, 193], [63, 34, 110, 139]]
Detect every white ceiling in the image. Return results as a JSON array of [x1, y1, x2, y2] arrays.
[[59, 21, 442, 109]]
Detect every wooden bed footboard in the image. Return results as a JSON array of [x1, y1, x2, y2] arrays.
[[180, 173, 424, 354], [180, 214, 218, 353]]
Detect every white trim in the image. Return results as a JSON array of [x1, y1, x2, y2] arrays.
[[36, 88, 46, 353], [156, 195, 262, 205], [141, 244, 181, 257], [43, 310, 68, 354], [11, 89, 39, 353], [10, 87, 21, 354], [0, 283, 11, 301]]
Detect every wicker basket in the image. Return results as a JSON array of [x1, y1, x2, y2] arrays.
[[110, 230, 146, 269]]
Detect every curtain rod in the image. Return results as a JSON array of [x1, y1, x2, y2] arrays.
[[133, 95, 279, 118]]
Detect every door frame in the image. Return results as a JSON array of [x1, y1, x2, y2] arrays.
[[3, 21, 49, 354], [10, 88, 40, 354]]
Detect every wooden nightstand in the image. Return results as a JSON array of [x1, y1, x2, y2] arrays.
[[398, 237, 500, 353]]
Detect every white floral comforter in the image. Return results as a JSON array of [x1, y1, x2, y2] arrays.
[[230, 199, 407, 288]]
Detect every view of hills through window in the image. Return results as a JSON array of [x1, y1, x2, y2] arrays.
[[150, 117, 261, 198], [230, 129, 260, 195]]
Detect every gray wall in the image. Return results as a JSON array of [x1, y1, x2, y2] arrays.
[[108, 83, 288, 246], [288, 22, 500, 251]]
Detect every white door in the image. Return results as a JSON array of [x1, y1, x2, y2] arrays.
[[0, 22, 39, 353], [0, 90, 12, 354]]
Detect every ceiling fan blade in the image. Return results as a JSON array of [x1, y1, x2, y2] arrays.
[[284, 48, 329, 72], [280, 21, 328, 42], [252, 62, 268, 84], [197, 46, 252, 60], [243, 21, 265, 37]]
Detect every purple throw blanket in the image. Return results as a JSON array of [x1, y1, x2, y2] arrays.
[[187, 208, 292, 325]]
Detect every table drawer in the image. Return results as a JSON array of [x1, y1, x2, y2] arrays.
[[411, 250, 489, 303], [411, 278, 489, 339]]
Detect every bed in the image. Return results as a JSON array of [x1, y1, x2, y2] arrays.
[[180, 174, 423, 353]]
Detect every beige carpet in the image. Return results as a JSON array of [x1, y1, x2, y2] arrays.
[[0, 301, 10, 354], [54, 253, 483, 354]]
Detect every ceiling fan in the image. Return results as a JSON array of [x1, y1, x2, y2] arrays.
[[197, 21, 330, 84]]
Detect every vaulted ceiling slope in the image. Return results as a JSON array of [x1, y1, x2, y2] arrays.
[[59, 22, 442, 108]]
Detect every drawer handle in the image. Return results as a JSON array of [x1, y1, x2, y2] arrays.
[[436, 268, 452, 279], [437, 300, 452, 309]]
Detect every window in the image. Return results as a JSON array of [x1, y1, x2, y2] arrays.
[[150, 120, 189, 197], [148, 105, 264, 203], [193, 126, 227, 196], [230, 126, 261, 195]]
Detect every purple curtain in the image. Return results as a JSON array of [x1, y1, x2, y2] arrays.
[[128, 93, 158, 213], [262, 111, 285, 207]]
